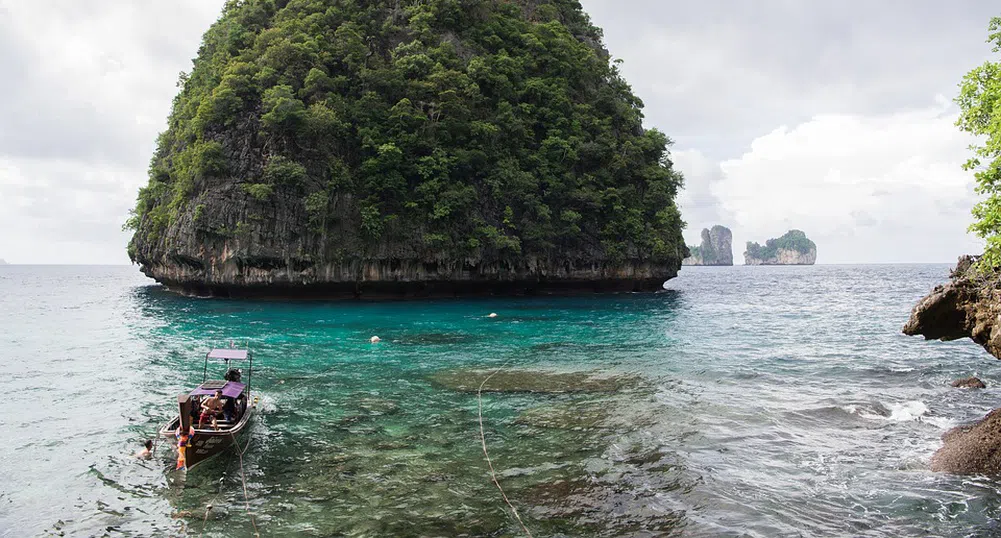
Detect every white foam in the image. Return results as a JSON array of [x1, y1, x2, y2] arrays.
[[887, 401, 928, 422], [842, 401, 931, 422], [254, 394, 278, 414]]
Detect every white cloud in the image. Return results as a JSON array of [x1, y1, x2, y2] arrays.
[[0, 157, 137, 264], [0, 1, 994, 264], [676, 99, 985, 263], [0, 0, 226, 264]]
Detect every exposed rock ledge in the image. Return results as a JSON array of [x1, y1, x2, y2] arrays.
[[902, 255, 1001, 358], [138, 258, 675, 298]]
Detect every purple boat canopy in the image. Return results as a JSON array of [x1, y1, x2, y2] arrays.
[[207, 349, 249, 360], [190, 381, 246, 399]]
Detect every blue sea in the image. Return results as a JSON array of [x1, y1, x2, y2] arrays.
[[1, 264, 998, 537]]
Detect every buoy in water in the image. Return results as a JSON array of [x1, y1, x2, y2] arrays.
[[371, 336, 381, 343], [488, 313, 498, 318]]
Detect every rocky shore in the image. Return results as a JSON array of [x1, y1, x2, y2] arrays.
[[904, 255, 1001, 475]]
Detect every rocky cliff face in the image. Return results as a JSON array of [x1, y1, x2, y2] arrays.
[[126, 0, 687, 298], [744, 247, 817, 266], [682, 225, 733, 266]]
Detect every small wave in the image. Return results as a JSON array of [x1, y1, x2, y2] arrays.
[[887, 401, 928, 421], [840, 401, 929, 422], [254, 394, 278, 414]]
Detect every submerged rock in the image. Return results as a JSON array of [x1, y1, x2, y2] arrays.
[[429, 369, 638, 394], [903, 255, 1001, 359], [516, 403, 609, 430], [932, 408, 1001, 474], [952, 377, 987, 389]]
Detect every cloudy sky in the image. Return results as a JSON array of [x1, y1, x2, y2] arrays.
[[0, 1, 996, 264]]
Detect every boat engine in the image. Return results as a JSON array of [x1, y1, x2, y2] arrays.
[[224, 368, 242, 383]]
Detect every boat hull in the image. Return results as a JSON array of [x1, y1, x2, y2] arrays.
[[159, 407, 253, 469]]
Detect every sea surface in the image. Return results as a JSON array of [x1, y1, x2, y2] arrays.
[[1, 264, 999, 537]]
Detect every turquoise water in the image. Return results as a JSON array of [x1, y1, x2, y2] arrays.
[[1, 264, 999, 537]]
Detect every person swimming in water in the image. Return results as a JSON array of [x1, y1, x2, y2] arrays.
[[135, 439, 153, 459]]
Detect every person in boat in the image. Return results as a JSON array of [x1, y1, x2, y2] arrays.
[[222, 394, 237, 423], [198, 390, 224, 430], [190, 396, 202, 423], [135, 440, 153, 459]]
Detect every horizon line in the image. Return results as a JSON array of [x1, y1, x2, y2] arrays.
[[0, 262, 962, 267]]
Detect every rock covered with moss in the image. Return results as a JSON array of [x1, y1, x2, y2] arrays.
[[682, 225, 732, 266], [125, 0, 687, 297], [744, 230, 816, 266]]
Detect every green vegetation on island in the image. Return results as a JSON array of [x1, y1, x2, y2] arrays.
[[958, 17, 1001, 270], [124, 0, 687, 293], [744, 230, 816, 265]]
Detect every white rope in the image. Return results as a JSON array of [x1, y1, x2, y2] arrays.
[[230, 432, 260, 538], [477, 363, 534, 538]]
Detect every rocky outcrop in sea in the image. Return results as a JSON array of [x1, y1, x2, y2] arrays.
[[904, 255, 1001, 475], [744, 230, 817, 265], [903, 256, 1001, 357], [125, 0, 687, 298], [682, 225, 733, 266]]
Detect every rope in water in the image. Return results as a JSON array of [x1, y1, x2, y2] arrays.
[[230, 432, 260, 538], [199, 476, 226, 537], [477, 363, 534, 538], [193, 433, 258, 538]]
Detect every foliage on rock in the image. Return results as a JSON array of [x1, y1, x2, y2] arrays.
[[958, 17, 1001, 270], [745, 230, 815, 261], [125, 0, 686, 270]]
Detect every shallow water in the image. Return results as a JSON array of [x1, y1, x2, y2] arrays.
[[1, 264, 999, 537]]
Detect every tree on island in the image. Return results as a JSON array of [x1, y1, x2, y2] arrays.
[[745, 230, 816, 261], [123, 0, 687, 295], [958, 16, 1001, 269]]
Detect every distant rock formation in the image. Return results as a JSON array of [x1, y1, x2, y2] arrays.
[[744, 230, 817, 265], [682, 225, 733, 266], [0, 259, 7, 265]]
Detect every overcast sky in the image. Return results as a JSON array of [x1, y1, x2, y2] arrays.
[[0, 1, 996, 264]]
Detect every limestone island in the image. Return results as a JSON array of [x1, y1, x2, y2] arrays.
[[0, 259, 7, 265], [744, 230, 817, 265], [682, 225, 733, 266], [124, 0, 687, 298]]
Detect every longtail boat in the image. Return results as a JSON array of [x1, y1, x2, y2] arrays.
[[158, 348, 256, 470]]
